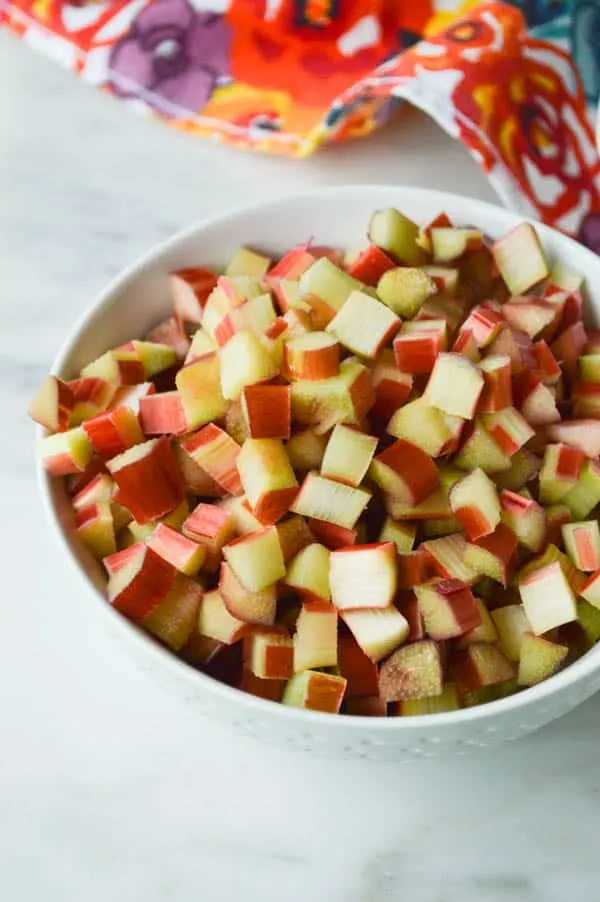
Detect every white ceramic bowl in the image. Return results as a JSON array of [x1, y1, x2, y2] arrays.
[[38, 185, 600, 761]]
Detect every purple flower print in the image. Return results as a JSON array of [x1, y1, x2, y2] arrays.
[[578, 212, 600, 256], [108, 0, 232, 115]]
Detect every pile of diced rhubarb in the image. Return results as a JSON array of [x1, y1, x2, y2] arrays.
[[30, 208, 600, 716]]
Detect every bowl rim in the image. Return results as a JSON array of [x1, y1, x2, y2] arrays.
[[36, 183, 600, 731]]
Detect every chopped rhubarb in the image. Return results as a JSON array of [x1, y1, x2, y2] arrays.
[[106, 436, 184, 524], [330, 543, 397, 611], [35, 210, 600, 718], [369, 440, 438, 506]]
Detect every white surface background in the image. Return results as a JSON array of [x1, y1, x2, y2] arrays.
[[2, 29, 600, 902]]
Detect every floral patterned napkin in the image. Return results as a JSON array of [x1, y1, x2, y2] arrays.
[[3, 1, 600, 249]]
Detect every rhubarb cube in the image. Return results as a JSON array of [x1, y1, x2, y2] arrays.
[[449, 467, 500, 540], [562, 459, 600, 519], [72, 472, 114, 511], [175, 353, 227, 427], [502, 297, 558, 340], [460, 307, 504, 350], [146, 522, 206, 576], [455, 421, 511, 474], [83, 406, 144, 458], [223, 526, 285, 592], [393, 320, 447, 374], [174, 441, 224, 497], [369, 350, 413, 421], [463, 523, 517, 586], [518, 561, 577, 635], [517, 633, 568, 687], [237, 438, 298, 525], [106, 436, 184, 524], [491, 605, 531, 661], [450, 643, 516, 694], [142, 574, 202, 652], [581, 569, 600, 610], [286, 428, 328, 474], [421, 534, 478, 584], [170, 267, 217, 323], [197, 588, 248, 644], [185, 328, 216, 363], [379, 640, 443, 702], [482, 407, 534, 456], [341, 607, 409, 662], [290, 359, 373, 428], [379, 518, 416, 553], [577, 597, 600, 641], [284, 331, 340, 382], [219, 562, 277, 625], [293, 602, 338, 671], [415, 579, 481, 640], [457, 597, 498, 647], [452, 329, 481, 363], [75, 501, 116, 559], [538, 443, 584, 503], [81, 350, 145, 386], [326, 290, 400, 359], [387, 397, 456, 457], [39, 426, 93, 476], [500, 490, 546, 552], [330, 542, 397, 611], [492, 223, 549, 295], [244, 627, 293, 680], [218, 330, 278, 401], [306, 518, 357, 550], [551, 322, 588, 380], [386, 490, 452, 522], [562, 521, 600, 572], [346, 244, 395, 286], [547, 419, 600, 460], [241, 384, 291, 440], [285, 543, 331, 603], [125, 340, 178, 378], [320, 424, 377, 487], [181, 424, 242, 496], [369, 440, 438, 506], [425, 352, 484, 419], [275, 515, 314, 564], [368, 208, 423, 265], [337, 633, 380, 698], [394, 684, 460, 716], [103, 542, 145, 577], [282, 670, 346, 714], [269, 243, 315, 283], [139, 391, 187, 435], [376, 266, 436, 317], [291, 472, 370, 529], [519, 543, 585, 596], [299, 256, 362, 312], [107, 545, 176, 622], [226, 246, 271, 279], [28, 375, 74, 432], [513, 371, 560, 426]]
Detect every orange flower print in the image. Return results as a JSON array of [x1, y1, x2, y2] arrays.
[[227, 0, 405, 107]]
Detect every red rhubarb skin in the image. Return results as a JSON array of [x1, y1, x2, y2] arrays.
[[347, 245, 395, 286], [110, 547, 177, 622], [109, 436, 185, 524]]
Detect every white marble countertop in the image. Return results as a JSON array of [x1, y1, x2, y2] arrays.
[[2, 28, 600, 902]]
